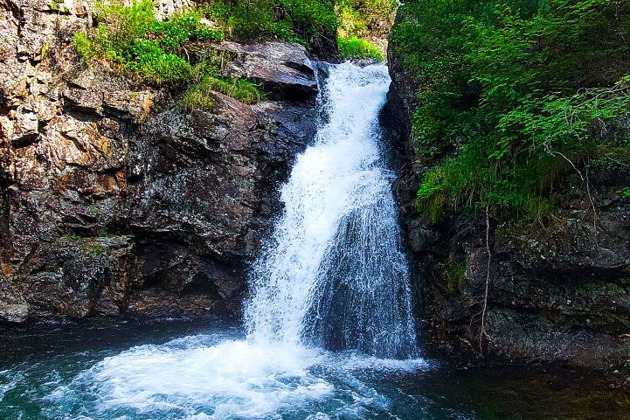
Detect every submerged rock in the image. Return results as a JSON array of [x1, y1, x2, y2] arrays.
[[0, 0, 319, 322]]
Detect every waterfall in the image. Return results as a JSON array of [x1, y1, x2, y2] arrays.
[[246, 63, 418, 358], [45, 63, 425, 420]]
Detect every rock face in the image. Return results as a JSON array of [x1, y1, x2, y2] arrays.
[[0, 0, 320, 322], [387, 13, 630, 370]]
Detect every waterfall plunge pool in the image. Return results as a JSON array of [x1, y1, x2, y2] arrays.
[[1, 319, 629, 419]]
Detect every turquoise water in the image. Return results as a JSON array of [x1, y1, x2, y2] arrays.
[[1, 320, 628, 420]]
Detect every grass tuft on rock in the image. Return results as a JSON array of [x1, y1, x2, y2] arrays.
[[182, 75, 263, 110]]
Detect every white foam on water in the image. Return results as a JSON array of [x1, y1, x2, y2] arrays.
[[0, 369, 20, 401], [66, 339, 331, 419], [45, 335, 426, 419]]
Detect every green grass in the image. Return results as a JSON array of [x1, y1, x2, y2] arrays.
[[73, 0, 222, 85], [337, 35, 383, 61], [73, 0, 268, 107], [182, 75, 263, 110], [204, 0, 337, 48], [391, 0, 630, 222], [336, 0, 397, 38]]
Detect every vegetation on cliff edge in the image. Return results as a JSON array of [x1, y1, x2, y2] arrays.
[[391, 0, 630, 222], [204, 0, 337, 50], [73, 0, 393, 106], [74, 0, 266, 108], [337, 35, 383, 61], [74, 0, 222, 85], [336, 0, 397, 61]]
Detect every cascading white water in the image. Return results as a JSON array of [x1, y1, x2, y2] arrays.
[[246, 63, 417, 358], [43, 63, 425, 420]]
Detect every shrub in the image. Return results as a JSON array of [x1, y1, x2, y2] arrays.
[[74, 0, 222, 85], [337, 35, 383, 61], [123, 39, 192, 85], [73, 32, 94, 61], [336, 0, 397, 38], [391, 0, 630, 222], [204, 0, 337, 47]]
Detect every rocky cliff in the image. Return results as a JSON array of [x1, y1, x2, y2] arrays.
[[387, 10, 630, 370], [0, 0, 321, 323]]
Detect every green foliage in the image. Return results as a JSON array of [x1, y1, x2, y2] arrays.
[[148, 10, 224, 51], [182, 67, 263, 111], [73, 32, 94, 61], [337, 35, 383, 61], [74, 0, 268, 107], [40, 42, 52, 60], [335, 0, 395, 62], [623, 188, 630, 199], [204, 0, 337, 47], [391, 0, 630, 222], [122, 39, 192, 85], [74, 0, 222, 85], [50, 0, 71, 12], [445, 256, 467, 295]]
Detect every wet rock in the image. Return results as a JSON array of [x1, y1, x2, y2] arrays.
[[124, 93, 317, 312], [488, 309, 630, 369], [208, 41, 319, 101], [17, 236, 136, 319], [0, 277, 29, 323]]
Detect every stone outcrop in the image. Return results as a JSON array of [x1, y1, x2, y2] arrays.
[[0, 0, 320, 322], [386, 14, 630, 369]]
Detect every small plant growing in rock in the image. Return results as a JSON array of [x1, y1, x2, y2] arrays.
[[182, 75, 263, 110], [50, 0, 66, 12], [181, 57, 264, 110]]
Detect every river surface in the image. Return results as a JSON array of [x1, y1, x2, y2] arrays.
[[1, 64, 629, 419], [1, 319, 629, 419]]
